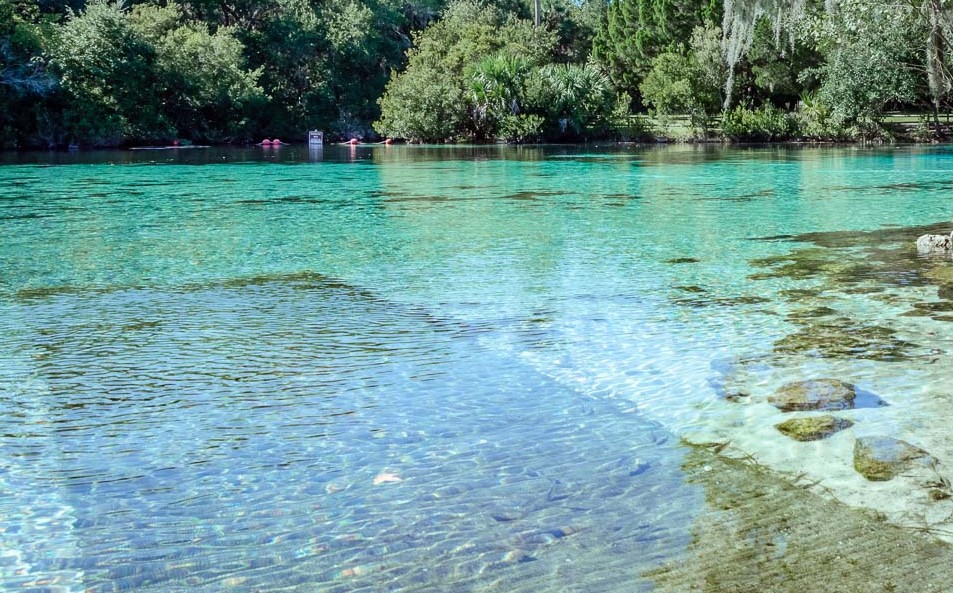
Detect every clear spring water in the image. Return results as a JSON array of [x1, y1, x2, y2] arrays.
[[3, 144, 953, 592]]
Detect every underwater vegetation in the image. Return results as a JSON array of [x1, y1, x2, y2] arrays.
[[749, 220, 953, 362]]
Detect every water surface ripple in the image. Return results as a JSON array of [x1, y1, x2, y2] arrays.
[[4, 145, 953, 592]]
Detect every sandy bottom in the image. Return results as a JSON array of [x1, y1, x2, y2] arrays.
[[646, 446, 953, 593]]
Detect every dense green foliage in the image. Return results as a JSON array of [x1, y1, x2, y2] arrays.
[[375, 0, 616, 142], [44, 0, 263, 144], [720, 103, 797, 141], [4, 0, 953, 146], [638, 24, 725, 135], [1, 0, 446, 146], [592, 0, 719, 101], [722, 0, 953, 137]]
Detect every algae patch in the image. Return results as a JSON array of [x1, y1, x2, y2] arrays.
[[775, 415, 853, 441], [773, 320, 919, 362]]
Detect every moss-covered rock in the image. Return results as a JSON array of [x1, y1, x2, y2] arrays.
[[853, 436, 934, 481], [775, 415, 853, 441], [768, 378, 856, 412]]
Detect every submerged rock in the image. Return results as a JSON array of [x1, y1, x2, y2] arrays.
[[775, 415, 853, 441], [501, 549, 535, 563], [519, 526, 580, 546], [924, 265, 953, 284], [787, 306, 838, 321], [853, 436, 935, 481], [768, 378, 856, 412], [490, 510, 523, 522], [916, 232, 953, 254]]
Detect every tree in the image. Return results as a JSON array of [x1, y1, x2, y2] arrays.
[[467, 53, 533, 137], [592, 0, 719, 101], [0, 17, 54, 95], [236, 0, 333, 136], [235, 0, 446, 138], [738, 19, 821, 107], [130, 3, 264, 141], [44, 0, 263, 145], [806, 1, 919, 133], [376, 64, 469, 141], [529, 61, 614, 138], [47, 0, 161, 144], [539, 0, 606, 63], [374, 0, 557, 141], [639, 24, 726, 135], [723, 0, 953, 131], [0, 0, 57, 146]]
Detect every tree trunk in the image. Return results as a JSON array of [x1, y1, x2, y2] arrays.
[[926, 0, 948, 136], [932, 99, 943, 136], [534, 0, 541, 26]]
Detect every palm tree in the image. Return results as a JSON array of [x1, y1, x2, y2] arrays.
[[539, 62, 612, 136], [467, 53, 533, 139]]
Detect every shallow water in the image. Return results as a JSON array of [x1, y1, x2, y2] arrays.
[[4, 144, 953, 592]]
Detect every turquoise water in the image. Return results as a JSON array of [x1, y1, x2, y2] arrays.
[[3, 144, 953, 592]]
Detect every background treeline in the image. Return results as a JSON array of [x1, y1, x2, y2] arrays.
[[1, 0, 443, 146], [1, 0, 951, 146]]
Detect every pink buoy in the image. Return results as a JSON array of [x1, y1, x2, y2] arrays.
[[259, 139, 272, 146], [384, 138, 393, 145], [348, 138, 359, 145], [272, 138, 283, 145]]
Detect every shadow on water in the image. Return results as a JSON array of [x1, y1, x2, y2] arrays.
[[4, 143, 936, 167]]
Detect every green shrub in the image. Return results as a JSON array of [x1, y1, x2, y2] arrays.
[[608, 93, 652, 141], [638, 25, 726, 139], [720, 104, 799, 142], [793, 90, 845, 140], [498, 113, 544, 143], [912, 114, 941, 143]]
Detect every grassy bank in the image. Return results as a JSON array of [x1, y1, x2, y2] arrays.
[[622, 112, 953, 144]]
